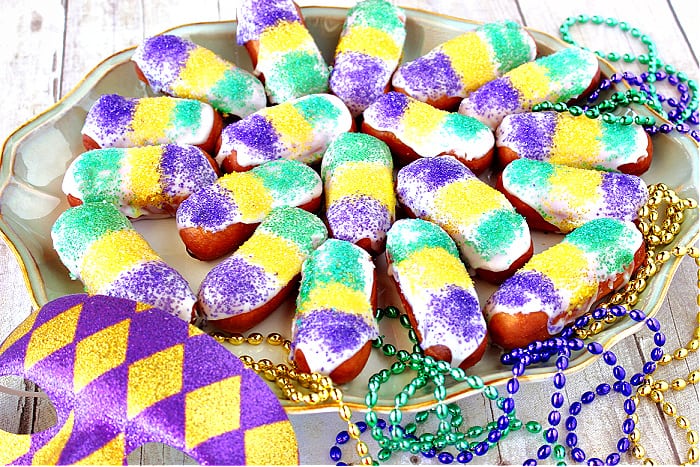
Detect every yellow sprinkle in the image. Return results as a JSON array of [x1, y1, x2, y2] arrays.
[[550, 114, 603, 165], [236, 231, 304, 283], [396, 247, 473, 294], [129, 97, 177, 145], [81, 230, 160, 290], [336, 26, 400, 61], [433, 178, 506, 233], [265, 102, 314, 153], [441, 33, 495, 90], [172, 46, 229, 98], [298, 282, 372, 317], [218, 172, 274, 222], [259, 21, 315, 55], [523, 242, 597, 304], [402, 100, 445, 143], [326, 161, 395, 210], [546, 164, 603, 231], [508, 62, 550, 101], [124, 146, 167, 207]]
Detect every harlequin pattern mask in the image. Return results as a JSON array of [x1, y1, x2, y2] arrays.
[[0, 294, 298, 465]]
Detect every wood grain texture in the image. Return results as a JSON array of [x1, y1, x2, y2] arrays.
[[0, 0, 697, 464]]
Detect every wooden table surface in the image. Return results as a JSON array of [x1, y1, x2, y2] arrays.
[[0, 0, 698, 464]]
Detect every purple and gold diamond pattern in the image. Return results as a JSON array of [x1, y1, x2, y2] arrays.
[[0, 294, 298, 465]]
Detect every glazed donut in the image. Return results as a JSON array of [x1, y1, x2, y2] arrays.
[[385, 218, 487, 369], [395, 155, 532, 283], [458, 47, 601, 129], [321, 132, 396, 255], [392, 20, 536, 110], [495, 111, 653, 175], [132, 34, 266, 118], [197, 206, 327, 333], [496, 158, 649, 233], [236, 0, 330, 104], [63, 144, 219, 218], [291, 239, 379, 384], [484, 218, 646, 350], [329, 0, 406, 117], [176, 159, 322, 261], [216, 93, 354, 172], [82, 94, 222, 154], [51, 201, 196, 321], [361, 91, 495, 173]]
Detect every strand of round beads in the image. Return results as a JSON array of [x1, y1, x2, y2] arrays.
[[630, 277, 700, 466], [536, 14, 700, 141], [211, 331, 374, 466], [562, 311, 664, 466]]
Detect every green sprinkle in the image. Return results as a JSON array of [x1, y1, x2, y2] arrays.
[[386, 218, 460, 264], [481, 20, 534, 73], [266, 51, 329, 102], [346, 0, 405, 33], [293, 94, 341, 129], [172, 99, 202, 131], [321, 132, 392, 180], [210, 68, 255, 112], [254, 159, 320, 206], [71, 148, 123, 204], [259, 206, 327, 254]]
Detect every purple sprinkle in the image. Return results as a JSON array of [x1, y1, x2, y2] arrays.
[[224, 114, 281, 161], [102, 260, 195, 320], [236, 0, 302, 45], [467, 77, 521, 115], [600, 173, 647, 221], [176, 183, 239, 230], [293, 309, 376, 358], [424, 285, 485, 345], [500, 112, 557, 160], [199, 257, 276, 318], [489, 270, 562, 310], [330, 52, 389, 116], [394, 51, 462, 99], [85, 94, 136, 142], [397, 156, 470, 194], [326, 195, 392, 245], [137, 35, 193, 91], [160, 144, 218, 200], [367, 91, 409, 125]]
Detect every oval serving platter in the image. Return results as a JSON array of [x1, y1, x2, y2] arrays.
[[0, 6, 698, 413]]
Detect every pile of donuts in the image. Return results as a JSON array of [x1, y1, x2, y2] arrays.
[[51, 0, 654, 385]]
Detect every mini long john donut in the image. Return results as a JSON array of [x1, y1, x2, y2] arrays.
[[291, 239, 379, 384], [386, 218, 487, 369], [236, 0, 330, 104], [132, 34, 266, 118], [392, 20, 536, 110], [395, 155, 532, 283], [176, 159, 322, 261], [330, 0, 406, 117], [497, 158, 649, 233], [82, 94, 222, 153], [217, 93, 353, 172], [63, 144, 219, 218], [321, 132, 395, 255], [51, 202, 196, 321], [483, 218, 645, 350], [458, 47, 600, 129], [198, 207, 327, 333], [361, 91, 495, 173], [495, 111, 653, 175]]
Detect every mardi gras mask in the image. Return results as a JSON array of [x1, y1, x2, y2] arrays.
[[0, 294, 298, 465]]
